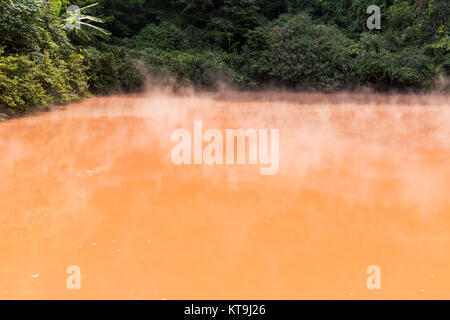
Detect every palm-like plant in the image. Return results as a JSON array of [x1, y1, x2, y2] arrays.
[[50, 1, 111, 41]]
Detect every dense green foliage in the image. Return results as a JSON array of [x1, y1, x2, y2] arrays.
[[0, 0, 448, 115], [243, 13, 358, 89], [0, 0, 89, 115]]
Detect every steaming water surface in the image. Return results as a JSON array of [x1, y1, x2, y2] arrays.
[[0, 91, 449, 299]]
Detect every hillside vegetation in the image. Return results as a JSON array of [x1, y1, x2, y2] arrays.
[[0, 0, 448, 115]]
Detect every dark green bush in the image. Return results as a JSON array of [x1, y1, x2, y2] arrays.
[[133, 23, 190, 51], [85, 45, 148, 94], [0, 49, 88, 114], [355, 33, 436, 89], [84, 46, 121, 94], [244, 13, 357, 89]]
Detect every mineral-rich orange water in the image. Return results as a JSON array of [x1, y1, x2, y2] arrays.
[[0, 90, 449, 299]]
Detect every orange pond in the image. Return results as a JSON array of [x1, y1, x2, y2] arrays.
[[0, 90, 449, 299]]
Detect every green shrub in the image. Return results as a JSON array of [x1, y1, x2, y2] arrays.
[[387, 0, 418, 30], [84, 46, 121, 94], [0, 0, 48, 54], [84, 42, 244, 92], [244, 13, 357, 89], [37, 51, 88, 104], [355, 33, 435, 89], [0, 53, 48, 112], [84, 45, 145, 94], [138, 47, 241, 87], [0, 49, 88, 114]]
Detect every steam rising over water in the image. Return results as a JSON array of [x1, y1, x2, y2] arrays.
[[0, 90, 449, 299]]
